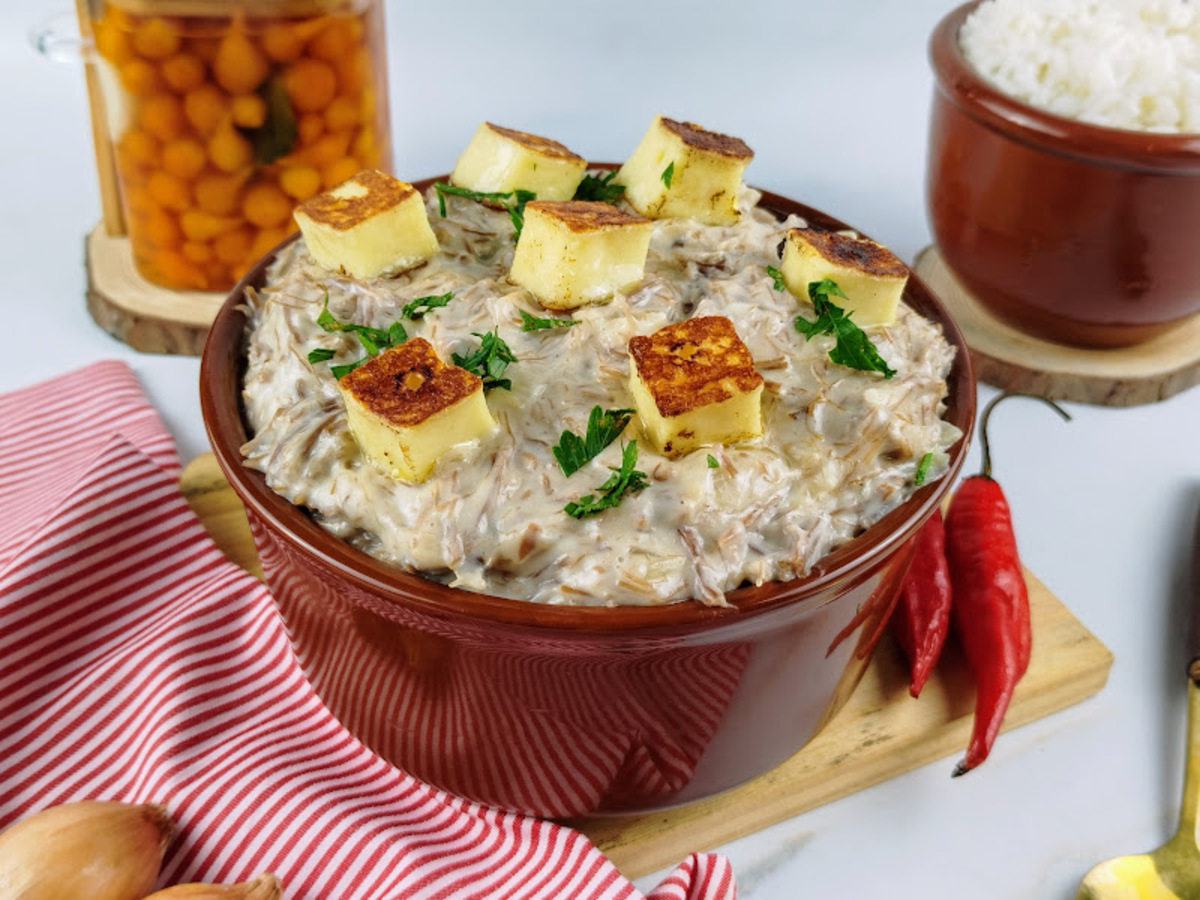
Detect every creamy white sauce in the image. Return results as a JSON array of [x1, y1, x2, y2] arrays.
[[240, 183, 960, 607]]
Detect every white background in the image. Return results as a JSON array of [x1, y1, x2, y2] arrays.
[[3, 1, 1200, 897]]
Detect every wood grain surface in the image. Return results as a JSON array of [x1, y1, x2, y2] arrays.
[[180, 451, 1114, 880], [573, 566, 1111, 877], [85, 225, 226, 356], [914, 245, 1200, 408]]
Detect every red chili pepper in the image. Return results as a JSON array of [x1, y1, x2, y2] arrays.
[[946, 391, 1069, 777], [892, 507, 952, 698]]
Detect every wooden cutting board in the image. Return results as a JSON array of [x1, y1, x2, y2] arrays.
[[179, 451, 1114, 880]]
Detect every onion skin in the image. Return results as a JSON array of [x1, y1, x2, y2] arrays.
[[143, 873, 283, 900], [0, 800, 175, 900]]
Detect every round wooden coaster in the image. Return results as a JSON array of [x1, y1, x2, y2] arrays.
[[913, 245, 1200, 407], [84, 224, 227, 356]]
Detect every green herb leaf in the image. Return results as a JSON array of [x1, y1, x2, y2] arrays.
[[434, 182, 536, 242], [914, 451, 934, 486], [355, 329, 381, 356], [564, 441, 649, 518], [573, 170, 626, 204], [452, 329, 517, 392], [661, 161, 675, 188], [401, 292, 454, 320], [310, 293, 408, 377], [387, 321, 409, 345], [509, 189, 536, 241], [707, 454, 720, 469], [766, 264, 787, 292], [793, 279, 896, 379], [316, 294, 406, 348], [315, 300, 339, 332], [519, 309, 578, 332], [553, 406, 635, 476], [434, 181, 514, 215], [240, 75, 298, 166]]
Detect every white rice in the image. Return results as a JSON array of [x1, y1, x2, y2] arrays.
[[959, 0, 1200, 132]]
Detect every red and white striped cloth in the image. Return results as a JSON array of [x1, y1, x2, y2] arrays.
[[0, 360, 738, 900]]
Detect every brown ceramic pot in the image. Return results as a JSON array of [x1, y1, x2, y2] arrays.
[[200, 177, 976, 818], [928, 1, 1200, 348]]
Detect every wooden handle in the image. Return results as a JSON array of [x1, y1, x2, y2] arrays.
[[1188, 497, 1200, 682], [1174, 679, 1200, 848], [74, 0, 125, 236]]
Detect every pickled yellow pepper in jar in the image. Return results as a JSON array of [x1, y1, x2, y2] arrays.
[[88, 0, 392, 292]]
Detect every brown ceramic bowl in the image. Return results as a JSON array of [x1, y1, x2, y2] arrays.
[[928, 1, 1200, 348], [200, 175, 976, 818]]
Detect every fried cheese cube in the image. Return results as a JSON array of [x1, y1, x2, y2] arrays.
[[293, 169, 438, 279], [509, 200, 653, 310], [780, 228, 909, 327], [338, 338, 494, 483], [450, 122, 588, 200], [628, 316, 764, 458], [614, 116, 754, 226]]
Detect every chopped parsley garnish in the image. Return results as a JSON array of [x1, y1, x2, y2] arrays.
[[766, 264, 787, 292], [309, 293, 408, 377], [707, 454, 720, 469], [564, 441, 649, 519], [434, 181, 513, 213], [519, 309, 578, 332], [914, 452, 934, 486], [573, 170, 626, 204], [308, 292, 458, 376], [434, 182, 536, 241], [661, 161, 675, 188], [401, 292, 454, 320], [553, 406, 635, 476], [452, 329, 517, 391], [794, 279, 896, 379]]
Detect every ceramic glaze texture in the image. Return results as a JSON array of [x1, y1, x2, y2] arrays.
[[927, 1, 1200, 348], [248, 514, 911, 817], [200, 180, 976, 817]]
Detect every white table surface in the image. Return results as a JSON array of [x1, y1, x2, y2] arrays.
[[4, 1, 1200, 897]]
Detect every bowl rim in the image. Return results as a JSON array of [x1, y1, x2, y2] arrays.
[[931, 0, 1200, 172], [200, 172, 977, 636]]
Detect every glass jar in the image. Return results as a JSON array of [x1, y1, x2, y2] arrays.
[[81, 0, 392, 292]]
